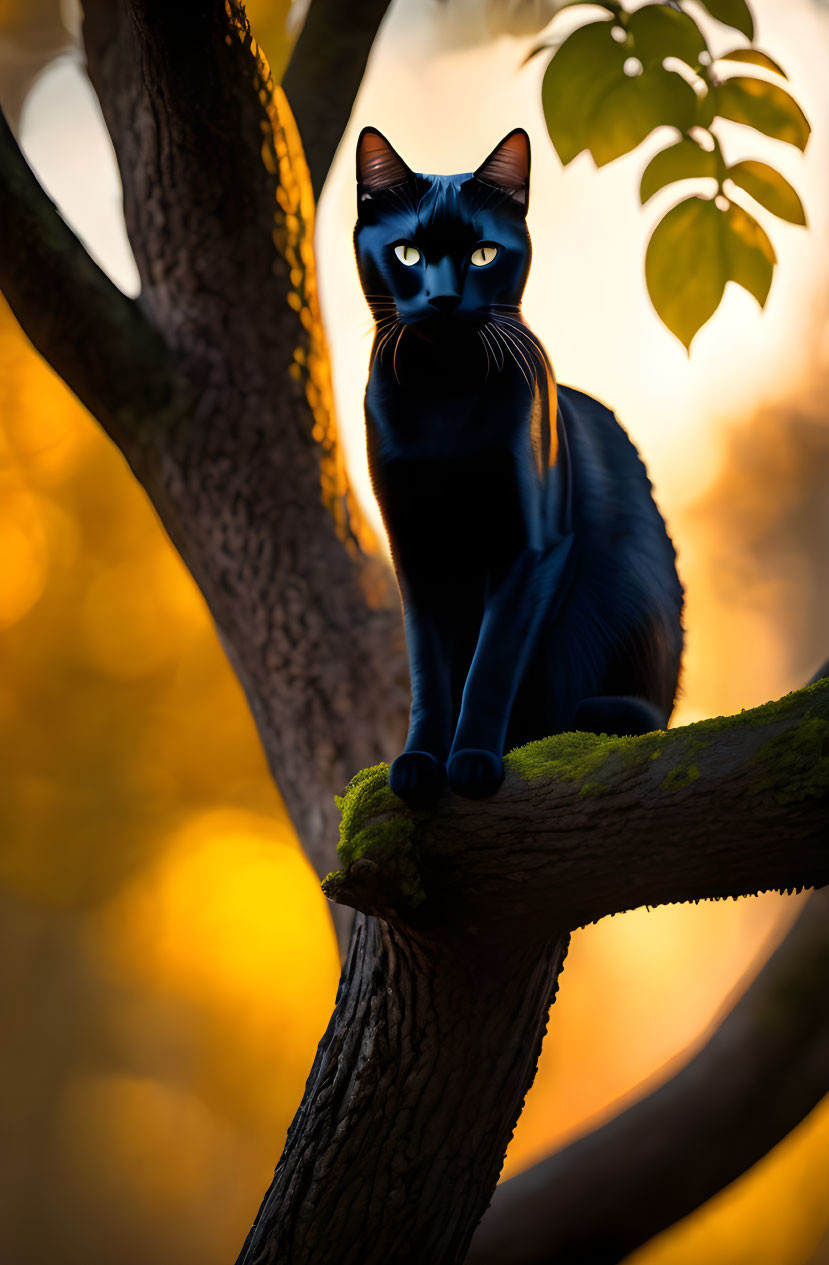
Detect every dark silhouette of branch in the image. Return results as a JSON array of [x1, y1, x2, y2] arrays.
[[467, 886, 829, 1265], [282, 0, 394, 198], [0, 103, 176, 446]]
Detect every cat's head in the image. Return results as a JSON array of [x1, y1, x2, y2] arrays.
[[354, 129, 531, 341]]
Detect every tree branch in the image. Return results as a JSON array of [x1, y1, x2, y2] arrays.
[[282, 0, 393, 199], [74, 0, 410, 932], [325, 679, 829, 935], [467, 886, 829, 1265], [0, 103, 176, 445]]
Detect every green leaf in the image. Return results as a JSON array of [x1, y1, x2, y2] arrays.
[[726, 159, 806, 224], [587, 67, 697, 167], [723, 201, 776, 305], [696, 0, 754, 40], [628, 4, 707, 68], [645, 196, 727, 349], [541, 21, 626, 165], [715, 77, 811, 150], [696, 87, 716, 128], [717, 47, 787, 77], [557, 0, 620, 9], [640, 137, 718, 203]]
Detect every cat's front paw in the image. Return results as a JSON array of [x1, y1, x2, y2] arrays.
[[447, 749, 504, 799], [389, 751, 447, 807]]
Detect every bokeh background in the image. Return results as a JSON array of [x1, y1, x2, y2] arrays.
[[1, 0, 828, 1262]]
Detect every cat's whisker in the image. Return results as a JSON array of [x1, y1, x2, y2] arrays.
[[491, 320, 536, 396], [480, 324, 504, 373], [496, 319, 554, 382], [375, 320, 401, 365], [492, 314, 548, 375], [392, 326, 406, 385], [377, 326, 400, 360], [492, 312, 546, 354], [488, 324, 534, 397]]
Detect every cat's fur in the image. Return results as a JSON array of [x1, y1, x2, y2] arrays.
[[354, 127, 684, 804]]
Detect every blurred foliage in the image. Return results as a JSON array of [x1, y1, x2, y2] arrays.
[[539, 0, 809, 349]]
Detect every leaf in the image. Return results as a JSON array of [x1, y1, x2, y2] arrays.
[[587, 66, 697, 167], [541, 20, 626, 165], [717, 47, 787, 77], [726, 159, 806, 224], [556, 0, 620, 9], [715, 77, 811, 150], [695, 0, 754, 40], [696, 87, 716, 129], [628, 4, 707, 68], [645, 196, 727, 348], [640, 137, 718, 203], [723, 201, 776, 305]]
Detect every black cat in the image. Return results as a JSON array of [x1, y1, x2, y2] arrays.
[[354, 127, 683, 805]]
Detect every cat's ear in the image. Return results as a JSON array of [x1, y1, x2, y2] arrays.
[[356, 128, 414, 201], [474, 129, 531, 214]]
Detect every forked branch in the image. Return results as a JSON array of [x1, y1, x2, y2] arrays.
[[283, 0, 394, 197], [0, 105, 176, 445]]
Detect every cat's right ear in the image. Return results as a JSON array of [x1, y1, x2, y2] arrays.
[[356, 128, 414, 209]]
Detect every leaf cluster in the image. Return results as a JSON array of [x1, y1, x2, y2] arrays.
[[539, 0, 810, 348]]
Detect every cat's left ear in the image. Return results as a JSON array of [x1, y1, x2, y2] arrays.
[[356, 128, 415, 204], [474, 129, 530, 214]]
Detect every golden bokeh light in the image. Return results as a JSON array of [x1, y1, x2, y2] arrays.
[[1, 0, 828, 1261]]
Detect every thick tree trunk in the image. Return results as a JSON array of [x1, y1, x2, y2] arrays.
[[77, 1, 410, 930], [238, 914, 569, 1264]]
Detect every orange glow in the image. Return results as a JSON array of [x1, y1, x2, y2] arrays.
[[1, 0, 828, 1261]]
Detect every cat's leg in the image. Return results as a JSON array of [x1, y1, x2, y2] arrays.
[[448, 535, 573, 798], [572, 695, 667, 736], [390, 604, 454, 806]]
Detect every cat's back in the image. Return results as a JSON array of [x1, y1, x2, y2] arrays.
[[556, 384, 681, 591]]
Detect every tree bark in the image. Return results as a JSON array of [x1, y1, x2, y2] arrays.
[[2, 0, 408, 940], [2, 2, 828, 1260], [237, 915, 570, 1265], [234, 682, 827, 1262], [325, 679, 829, 933]]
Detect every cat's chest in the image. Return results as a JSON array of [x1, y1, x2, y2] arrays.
[[365, 371, 528, 464]]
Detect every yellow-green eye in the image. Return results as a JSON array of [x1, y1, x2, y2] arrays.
[[394, 243, 421, 266], [471, 245, 498, 267]]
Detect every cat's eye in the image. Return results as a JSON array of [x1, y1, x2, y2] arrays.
[[470, 244, 498, 267], [394, 243, 421, 266]]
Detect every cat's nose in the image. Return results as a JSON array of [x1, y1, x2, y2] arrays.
[[428, 294, 461, 314]]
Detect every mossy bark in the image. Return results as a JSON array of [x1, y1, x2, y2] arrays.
[[327, 679, 829, 933]]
